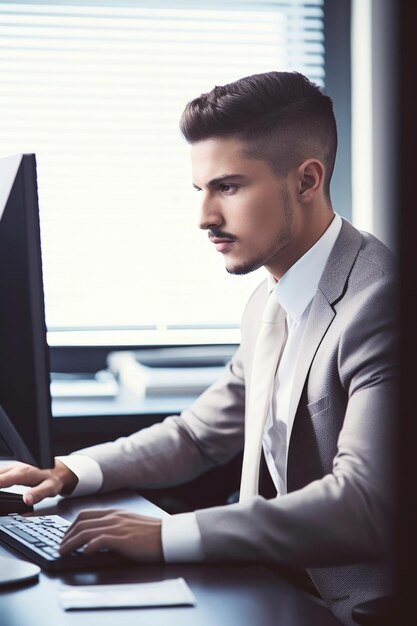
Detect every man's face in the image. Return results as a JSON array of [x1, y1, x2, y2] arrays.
[[191, 136, 301, 279]]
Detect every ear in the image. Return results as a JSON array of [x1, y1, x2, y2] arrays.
[[297, 159, 325, 202]]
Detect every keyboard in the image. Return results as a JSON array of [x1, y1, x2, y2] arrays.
[[0, 513, 127, 571]]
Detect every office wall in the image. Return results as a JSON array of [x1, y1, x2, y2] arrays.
[[351, 0, 397, 251]]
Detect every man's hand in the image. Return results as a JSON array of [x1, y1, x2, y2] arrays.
[[0, 460, 78, 506], [59, 508, 163, 562]]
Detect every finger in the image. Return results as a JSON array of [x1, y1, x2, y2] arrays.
[[23, 477, 63, 506], [0, 463, 23, 477], [0, 461, 29, 474], [61, 511, 123, 549], [0, 464, 45, 489], [81, 534, 115, 554], [59, 528, 103, 554], [72, 508, 120, 522], [73, 532, 144, 560], [62, 515, 118, 544], [81, 534, 132, 556], [64, 509, 120, 534], [60, 523, 122, 555], [0, 468, 21, 487]]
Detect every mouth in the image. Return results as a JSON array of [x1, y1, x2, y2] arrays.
[[209, 236, 236, 253]]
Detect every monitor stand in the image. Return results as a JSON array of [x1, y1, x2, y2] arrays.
[[0, 405, 37, 467]]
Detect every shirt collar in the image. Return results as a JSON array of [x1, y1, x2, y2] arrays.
[[269, 213, 343, 323]]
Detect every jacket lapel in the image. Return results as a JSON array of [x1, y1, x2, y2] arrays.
[[286, 218, 363, 437]]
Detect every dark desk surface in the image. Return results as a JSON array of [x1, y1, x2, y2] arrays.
[[0, 490, 341, 626]]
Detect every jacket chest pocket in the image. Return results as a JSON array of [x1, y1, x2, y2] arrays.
[[306, 394, 330, 419]]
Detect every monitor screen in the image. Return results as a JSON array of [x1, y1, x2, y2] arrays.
[[0, 153, 53, 469]]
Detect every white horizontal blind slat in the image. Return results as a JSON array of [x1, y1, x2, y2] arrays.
[[0, 0, 325, 346]]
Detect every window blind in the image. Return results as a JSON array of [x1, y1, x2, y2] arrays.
[[0, 0, 325, 346]]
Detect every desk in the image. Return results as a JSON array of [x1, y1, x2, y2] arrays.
[[0, 490, 341, 626]]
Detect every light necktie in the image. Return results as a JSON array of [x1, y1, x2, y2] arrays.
[[239, 291, 287, 503]]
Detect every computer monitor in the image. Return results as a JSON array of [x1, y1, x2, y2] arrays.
[[0, 153, 53, 469]]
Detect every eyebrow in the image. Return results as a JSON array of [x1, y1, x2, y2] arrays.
[[192, 174, 247, 190]]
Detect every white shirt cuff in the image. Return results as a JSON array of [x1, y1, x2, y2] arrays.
[[162, 512, 205, 562], [56, 454, 103, 497]]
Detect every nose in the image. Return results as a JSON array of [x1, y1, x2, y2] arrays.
[[198, 192, 223, 231]]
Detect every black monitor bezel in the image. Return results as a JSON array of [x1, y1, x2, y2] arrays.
[[0, 154, 53, 469]]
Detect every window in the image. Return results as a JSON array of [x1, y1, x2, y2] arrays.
[[0, 0, 335, 348]]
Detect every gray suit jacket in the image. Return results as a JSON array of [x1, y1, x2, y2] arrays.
[[78, 219, 397, 626]]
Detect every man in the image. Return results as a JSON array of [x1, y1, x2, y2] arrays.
[[0, 72, 397, 626]]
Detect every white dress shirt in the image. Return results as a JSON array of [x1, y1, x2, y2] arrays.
[[264, 213, 343, 495], [58, 213, 342, 562]]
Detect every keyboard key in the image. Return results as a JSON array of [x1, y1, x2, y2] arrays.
[[7, 527, 40, 544], [43, 547, 61, 558]]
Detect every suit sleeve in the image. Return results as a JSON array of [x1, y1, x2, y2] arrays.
[[73, 347, 246, 493], [194, 278, 398, 568]]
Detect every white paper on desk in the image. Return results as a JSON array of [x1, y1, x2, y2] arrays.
[[59, 578, 196, 610]]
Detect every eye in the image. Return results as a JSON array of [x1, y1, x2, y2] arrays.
[[219, 183, 238, 195]]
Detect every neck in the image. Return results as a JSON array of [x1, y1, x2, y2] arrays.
[[267, 207, 335, 280]]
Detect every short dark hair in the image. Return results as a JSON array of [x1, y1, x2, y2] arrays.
[[180, 71, 337, 198]]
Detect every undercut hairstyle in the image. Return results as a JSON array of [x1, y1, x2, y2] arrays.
[[180, 71, 337, 199]]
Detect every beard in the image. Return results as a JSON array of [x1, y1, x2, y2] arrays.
[[226, 254, 267, 276], [226, 187, 294, 276]]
